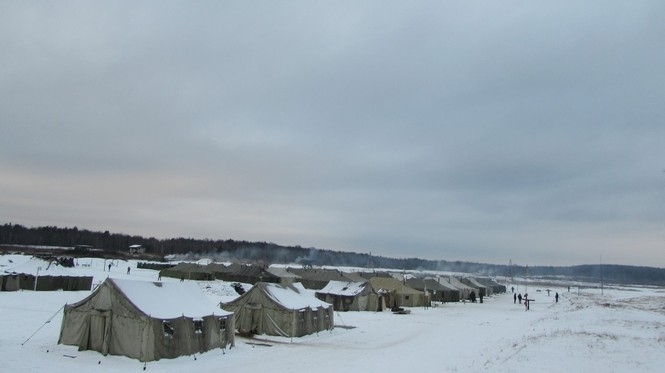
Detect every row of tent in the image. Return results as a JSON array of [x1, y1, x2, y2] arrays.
[[315, 275, 506, 311], [57, 268, 505, 363], [157, 262, 506, 306], [58, 273, 505, 363], [58, 278, 334, 362]]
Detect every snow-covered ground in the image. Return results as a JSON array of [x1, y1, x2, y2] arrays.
[[2, 255, 664, 372]]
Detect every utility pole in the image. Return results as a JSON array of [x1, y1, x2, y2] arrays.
[[600, 255, 604, 295], [508, 259, 513, 286]]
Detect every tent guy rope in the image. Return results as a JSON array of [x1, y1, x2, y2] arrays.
[[21, 304, 65, 346]]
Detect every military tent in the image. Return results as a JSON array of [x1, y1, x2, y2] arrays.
[[444, 277, 478, 301], [221, 282, 333, 337], [266, 267, 301, 285], [58, 278, 234, 362], [368, 277, 430, 308], [214, 264, 280, 285], [315, 280, 385, 312], [405, 278, 460, 303], [477, 278, 507, 294], [158, 262, 215, 281], [288, 268, 360, 290], [461, 277, 488, 297]]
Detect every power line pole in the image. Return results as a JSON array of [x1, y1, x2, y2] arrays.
[[600, 254, 604, 295]]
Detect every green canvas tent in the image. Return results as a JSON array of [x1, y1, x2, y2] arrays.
[[369, 277, 430, 308], [315, 280, 385, 312], [58, 278, 234, 362], [221, 282, 333, 337]]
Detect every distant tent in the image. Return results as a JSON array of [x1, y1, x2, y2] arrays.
[[214, 264, 281, 285], [435, 278, 462, 302], [221, 282, 333, 338], [460, 277, 488, 297], [315, 280, 385, 312], [1, 257, 92, 291], [368, 277, 430, 308], [406, 278, 460, 303], [266, 267, 301, 285], [288, 268, 360, 290], [358, 271, 392, 280], [444, 277, 477, 301], [476, 278, 507, 294], [204, 263, 228, 278], [158, 262, 215, 281], [58, 278, 234, 362]]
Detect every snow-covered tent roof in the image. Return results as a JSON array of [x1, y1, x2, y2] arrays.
[[317, 280, 372, 296], [261, 282, 330, 309], [369, 276, 423, 295], [444, 276, 476, 291], [110, 278, 230, 319], [406, 278, 450, 292], [266, 267, 301, 279], [431, 278, 464, 291]]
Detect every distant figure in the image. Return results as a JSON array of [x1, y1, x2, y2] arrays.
[[524, 293, 529, 311], [555, 292, 559, 303], [511, 286, 514, 293], [479, 293, 483, 303], [469, 291, 476, 303], [518, 293, 523, 304], [547, 289, 551, 296], [108, 263, 112, 272], [158, 273, 162, 281], [568, 286, 570, 292], [127, 266, 131, 275], [180, 276, 184, 282], [513, 293, 517, 304]]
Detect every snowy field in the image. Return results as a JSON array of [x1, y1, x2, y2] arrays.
[[2, 255, 665, 372]]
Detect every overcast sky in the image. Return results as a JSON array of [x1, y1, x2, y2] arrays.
[[1, 1, 664, 267]]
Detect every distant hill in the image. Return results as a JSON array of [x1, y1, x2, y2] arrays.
[[2, 223, 665, 285]]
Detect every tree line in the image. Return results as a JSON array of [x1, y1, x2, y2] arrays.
[[2, 223, 665, 285]]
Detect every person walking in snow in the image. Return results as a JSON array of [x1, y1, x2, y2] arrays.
[[514, 293, 517, 304], [127, 266, 131, 275], [555, 292, 559, 303], [518, 293, 522, 304]]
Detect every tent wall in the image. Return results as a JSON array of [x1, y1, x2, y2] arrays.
[[316, 293, 383, 312], [0, 274, 92, 291], [0, 274, 20, 291]]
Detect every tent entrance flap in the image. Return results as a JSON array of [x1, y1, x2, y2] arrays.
[[87, 310, 111, 355], [249, 304, 262, 333]]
